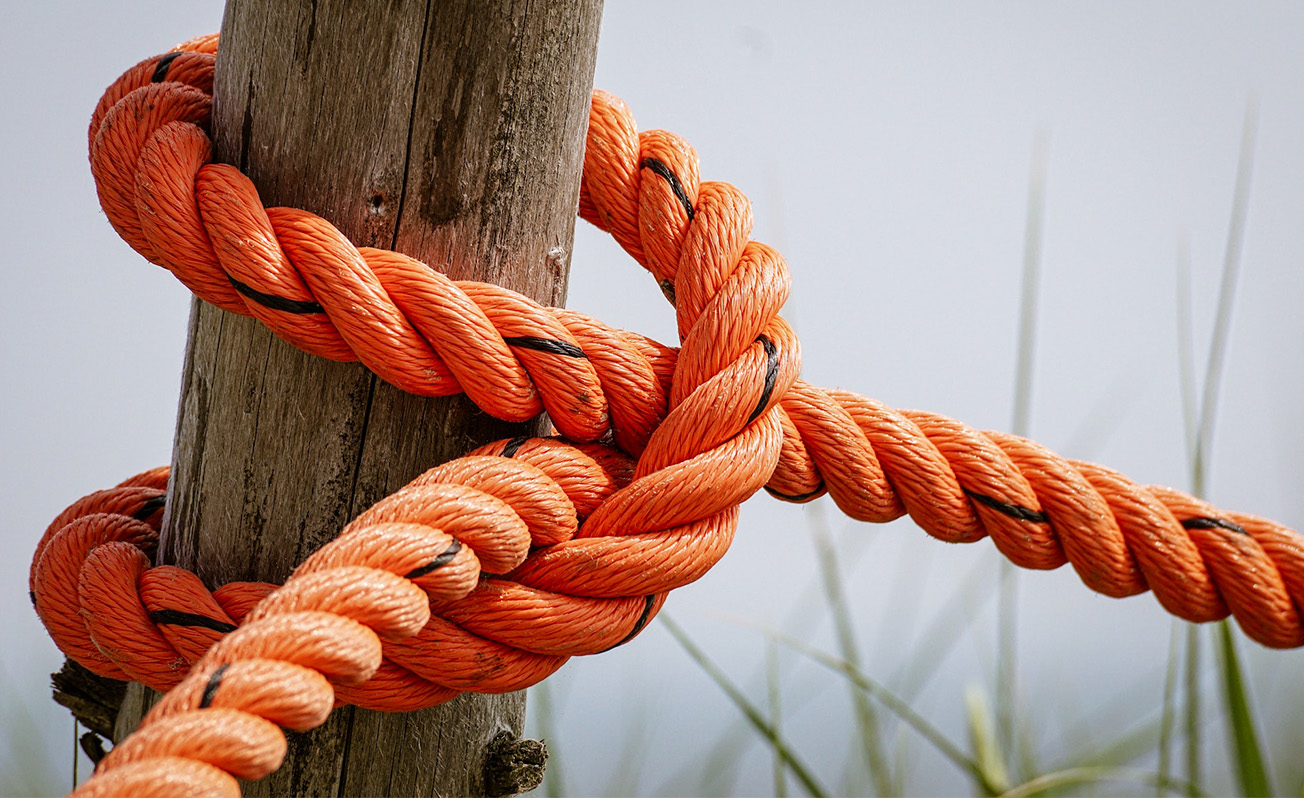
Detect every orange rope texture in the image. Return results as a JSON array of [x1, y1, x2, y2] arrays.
[[32, 33, 1304, 797]]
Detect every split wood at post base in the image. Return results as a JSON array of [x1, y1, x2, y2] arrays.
[[110, 1, 604, 796]]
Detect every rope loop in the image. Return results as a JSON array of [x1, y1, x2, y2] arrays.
[[34, 33, 1304, 796]]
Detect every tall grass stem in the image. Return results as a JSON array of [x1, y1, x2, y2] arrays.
[[809, 502, 892, 794], [661, 614, 829, 798], [998, 128, 1049, 775]]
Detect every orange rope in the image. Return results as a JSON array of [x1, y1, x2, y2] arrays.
[[33, 34, 1304, 796]]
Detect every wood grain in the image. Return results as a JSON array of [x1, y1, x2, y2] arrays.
[[114, 1, 603, 794]]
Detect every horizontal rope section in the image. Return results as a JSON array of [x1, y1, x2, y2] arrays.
[[35, 33, 1304, 797]]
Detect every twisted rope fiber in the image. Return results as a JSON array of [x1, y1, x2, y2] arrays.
[[34, 34, 1304, 796]]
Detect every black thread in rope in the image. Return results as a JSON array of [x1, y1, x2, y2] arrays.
[[640, 158, 695, 220], [151, 51, 181, 83], [964, 489, 1050, 524], [199, 662, 230, 709], [747, 334, 780, 424], [500, 436, 530, 458], [606, 594, 658, 651], [132, 493, 167, 521], [405, 540, 463, 579], [228, 276, 326, 315], [148, 609, 238, 634], [1182, 516, 1250, 536], [764, 480, 826, 502], [502, 336, 586, 359]]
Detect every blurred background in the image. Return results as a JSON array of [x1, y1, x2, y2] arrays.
[[3, 2, 1302, 795]]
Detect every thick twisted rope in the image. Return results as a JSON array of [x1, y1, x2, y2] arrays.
[[35, 34, 1304, 795]]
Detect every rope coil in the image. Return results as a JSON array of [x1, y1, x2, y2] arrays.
[[33, 33, 1304, 797]]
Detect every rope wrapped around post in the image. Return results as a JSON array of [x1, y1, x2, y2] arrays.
[[31, 34, 1304, 797]]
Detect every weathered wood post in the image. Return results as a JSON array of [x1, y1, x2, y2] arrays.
[[114, 1, 604, 794]]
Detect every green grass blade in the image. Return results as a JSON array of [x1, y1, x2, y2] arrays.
[[1175, 232, 1197, 467], [998, 129, 1048, 778], [1157, 620, 1181, 797], [966, 685, 1011, 796], [1193, 97, 1257, 498], [1184, 625, 1201, 796], [1013, 715, 1042, 794], [1215, 621, 1271, 796], [892, 726, 909, 797], [1169, 226, 1198, 798], [998, 766, 1203, 798], [1011, 130, 1048, 438], [746, 621, 1003, 794], [809, 504, 891, 794], [661, 615, 829, 798], [767, 639, 788, 798], [995, 560, 1019, 778], [1185, 96, 1269, 798]]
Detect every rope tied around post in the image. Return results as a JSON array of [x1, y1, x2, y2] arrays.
[[32, 34, 1304, 797]]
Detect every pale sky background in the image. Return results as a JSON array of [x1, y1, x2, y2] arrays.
[[2, 2, 1303, 796]]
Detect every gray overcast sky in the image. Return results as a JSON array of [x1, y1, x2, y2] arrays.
[[3, 3, 1302, 795]]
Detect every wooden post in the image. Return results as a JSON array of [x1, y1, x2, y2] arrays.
[[114, 1, 603, 795]]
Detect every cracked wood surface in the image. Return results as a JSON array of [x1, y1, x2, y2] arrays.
[[113, 1, 604, 795]]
